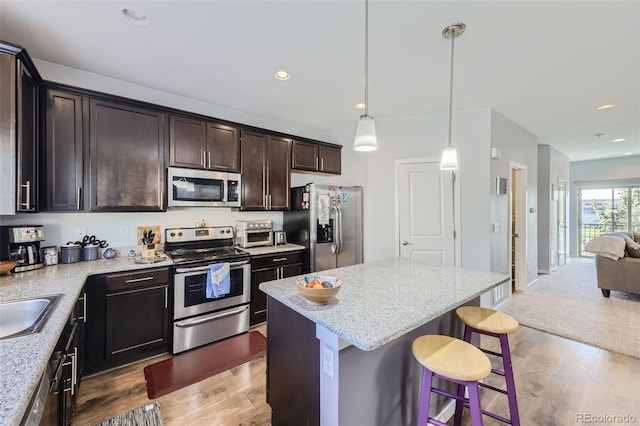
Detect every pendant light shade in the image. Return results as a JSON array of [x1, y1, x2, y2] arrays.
[[354, 114, 377, 151], [439, 22, 465, 170], [354, 0, 377, 151], [439, 146, 458, 170]]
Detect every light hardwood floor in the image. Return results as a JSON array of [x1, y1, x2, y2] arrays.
[[74, 325, 640, 426]]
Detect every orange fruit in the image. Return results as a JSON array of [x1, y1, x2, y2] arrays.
[[312, 283, 323, 289]]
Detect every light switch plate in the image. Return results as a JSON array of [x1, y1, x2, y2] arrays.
[[322, 344, 334, 378]]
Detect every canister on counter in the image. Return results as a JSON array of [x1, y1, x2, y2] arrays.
[[42, 246, 59, 265]]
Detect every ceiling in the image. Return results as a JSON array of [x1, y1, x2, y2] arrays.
[[1, 1, 638, 162]]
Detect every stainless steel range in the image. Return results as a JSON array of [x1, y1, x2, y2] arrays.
[[164, 226, 251, 354]]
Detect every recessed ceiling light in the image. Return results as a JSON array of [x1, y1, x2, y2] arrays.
[[596, 104, 615, 111], [622, 152, 633, 156], [121, 8, 148, 26], [612, 138, 627, 142], [274, 70, 290, 81], [354, 103, 366, 110]]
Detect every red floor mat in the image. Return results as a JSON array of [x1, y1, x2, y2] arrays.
[[143, 331, 266, 399]]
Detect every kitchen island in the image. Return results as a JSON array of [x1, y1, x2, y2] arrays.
[[260, 257, 510, 426]]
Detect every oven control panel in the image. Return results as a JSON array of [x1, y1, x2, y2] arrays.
[[165, 226, 234, 243]]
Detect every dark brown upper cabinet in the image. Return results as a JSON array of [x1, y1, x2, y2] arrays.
[[291, 140, 341, 175], [89, 98, 166, 211], [43, 89, 84, 211], [240, 130, 291, 211], [169, 114, 240, 172], [16, 58, 39, 212]]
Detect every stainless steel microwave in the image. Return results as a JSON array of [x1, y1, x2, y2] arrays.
[[167, 167, 241, 208]]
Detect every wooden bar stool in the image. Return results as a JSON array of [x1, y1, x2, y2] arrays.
[[412, 335, 491, 426], [455, 306, 520, 426]]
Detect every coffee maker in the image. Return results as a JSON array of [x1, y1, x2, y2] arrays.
[[0, 225, 45, 272]]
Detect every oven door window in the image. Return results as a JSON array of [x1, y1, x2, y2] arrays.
[[172, 176, 224, 202], [183, 267, 244, 307], [247, 231, 271, 244]]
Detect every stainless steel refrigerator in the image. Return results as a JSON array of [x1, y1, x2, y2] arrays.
[[284, 183, 363, 273]]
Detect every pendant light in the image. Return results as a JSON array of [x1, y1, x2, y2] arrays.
[[354, 0, 377, 152], [439, 23, 465, 170]]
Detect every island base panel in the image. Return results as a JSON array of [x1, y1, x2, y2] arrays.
[[267, 297, 320, 426]]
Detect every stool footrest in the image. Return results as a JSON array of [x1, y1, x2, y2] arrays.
[[491, 368, 506, 377], [425, 418, 449, 426], [479, 381, 508, 395], [461, 401, 513, 424], [431, 387, 466, 403], [481, 348, 503, 357]]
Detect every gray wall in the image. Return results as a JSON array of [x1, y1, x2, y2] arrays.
[[537, 144, 570, 273], [489, 111, 539, 300], [569, 155, 640, 256]]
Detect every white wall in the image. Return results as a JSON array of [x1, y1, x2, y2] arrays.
[[34, 60, 333, 143], [569, 155, 640, 256], [358, 108, 493, 271], [537, 144, 570, 273], [489, 111, 539, 291]]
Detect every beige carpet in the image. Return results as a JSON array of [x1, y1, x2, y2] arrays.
[[500, 257, 640, 359]]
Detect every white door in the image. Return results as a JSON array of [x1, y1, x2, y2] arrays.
[[397, 161, 455, 266]]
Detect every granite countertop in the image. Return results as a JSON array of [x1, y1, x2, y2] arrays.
[[0, 254, 173, 426], [259, 257, 510, 352], [238, 243, 305, 256]]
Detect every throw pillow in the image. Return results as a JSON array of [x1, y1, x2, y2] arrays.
[[626, 240, 640, 258], [584, 235, 626, 260], [633, 232, 640, 244]]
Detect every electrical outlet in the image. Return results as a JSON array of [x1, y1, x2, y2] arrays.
[[119, 227, 128, 237]]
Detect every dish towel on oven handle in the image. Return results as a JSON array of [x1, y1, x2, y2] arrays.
[[206, 262, 231, 298]]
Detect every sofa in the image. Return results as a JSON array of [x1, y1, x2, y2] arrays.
[[595, 255, 640, 297], [585, 232, 640, 297]]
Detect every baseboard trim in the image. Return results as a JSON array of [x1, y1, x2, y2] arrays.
[[435, 399, 457, 423], [527, 277, 538, 287]]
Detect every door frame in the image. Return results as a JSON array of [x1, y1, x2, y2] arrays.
[[394, 158, 461, 266], [510, 162, 528, 291]]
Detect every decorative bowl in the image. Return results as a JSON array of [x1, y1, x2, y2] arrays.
[[0, 261, 17, 275], [296, 275, 342, 305]]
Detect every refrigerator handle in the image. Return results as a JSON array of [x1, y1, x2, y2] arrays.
[[331, 205, 339, 254], [336, 204, 343, 253]]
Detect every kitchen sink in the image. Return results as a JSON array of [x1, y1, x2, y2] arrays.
[[0, 294, 61, 340]]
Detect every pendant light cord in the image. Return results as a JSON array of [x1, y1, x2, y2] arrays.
[[364, 0, 370, 118], [447, 30, 455, 148]]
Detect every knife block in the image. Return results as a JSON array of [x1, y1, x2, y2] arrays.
[[140, 244, 156, 259]]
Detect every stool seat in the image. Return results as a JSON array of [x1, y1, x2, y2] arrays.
[[412, 335, 491, 382], [456, 306, 519, 334]]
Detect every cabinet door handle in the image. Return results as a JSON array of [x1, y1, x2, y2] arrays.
[[164, 286, 168, 309], [320, 158, 324, 171], [125, 276, 155, 284], [107, 284, 168, 297], [272, 257, 288, 262], [202, 150, 206, 167], [20, 180, 31, 210], [315, 157, 318, 170], [208, 151, 211, 169], [76, 187, 82, 210], [77, 293, 87, 322], [72, 346, 78, 393]]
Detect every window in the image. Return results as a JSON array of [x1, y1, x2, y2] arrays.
[[579, 186, 640, 256]]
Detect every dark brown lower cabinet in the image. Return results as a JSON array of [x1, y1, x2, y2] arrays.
[[84, 268, 170, 375], [250, 250, 303, 325]]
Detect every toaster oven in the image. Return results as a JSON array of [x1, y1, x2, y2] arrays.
[[235, 220, 273, 248]]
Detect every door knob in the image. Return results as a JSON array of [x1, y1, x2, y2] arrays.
[[402, 241, 413, 246]]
